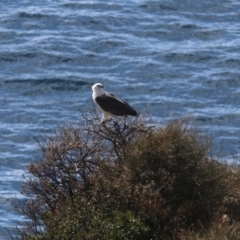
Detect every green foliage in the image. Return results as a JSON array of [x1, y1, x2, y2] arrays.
[[40, 205, 149, 240], [124, 120, 233, 232], [185, 222, 240, 240], [11, 113, 240, 240]]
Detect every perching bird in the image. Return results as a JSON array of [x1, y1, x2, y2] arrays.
[[92, 83, 137, 123]]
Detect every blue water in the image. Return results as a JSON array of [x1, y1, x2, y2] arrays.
[[1, 0, 240, 237]]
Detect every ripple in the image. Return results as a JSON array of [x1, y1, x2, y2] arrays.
[[16, 11, 51, 19], [139, 2, 177, 11], [164, 52, 216, 63]]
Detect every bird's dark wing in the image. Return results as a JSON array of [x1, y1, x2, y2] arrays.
[[95, 93, 137, 116]]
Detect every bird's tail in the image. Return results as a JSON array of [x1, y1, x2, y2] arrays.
[[130, 109, 137, 116]]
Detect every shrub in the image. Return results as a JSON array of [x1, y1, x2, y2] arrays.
[[11, 112, 239, 240]]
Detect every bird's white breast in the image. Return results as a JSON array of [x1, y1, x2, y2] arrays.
[[92, 88, 105, 100]]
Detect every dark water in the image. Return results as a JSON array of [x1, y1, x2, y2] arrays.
[[1, 0, 240, 237]]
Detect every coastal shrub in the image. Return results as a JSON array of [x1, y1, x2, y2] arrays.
[[11, 112, 240, 240]]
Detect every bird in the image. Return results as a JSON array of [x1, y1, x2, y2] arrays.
[[92, 83, 137, 123]]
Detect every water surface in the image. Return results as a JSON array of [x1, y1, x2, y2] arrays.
[[0, 0, 240, 237]]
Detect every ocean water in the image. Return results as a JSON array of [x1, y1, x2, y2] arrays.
[[0, 0, 240, 237]]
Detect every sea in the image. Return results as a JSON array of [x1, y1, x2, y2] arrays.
[[0, 0, 240, 238]]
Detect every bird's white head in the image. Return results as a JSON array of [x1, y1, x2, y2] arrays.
[[92, 83, 104, 98]]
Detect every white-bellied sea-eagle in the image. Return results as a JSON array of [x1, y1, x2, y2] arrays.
[[92, 83, 137, 123]]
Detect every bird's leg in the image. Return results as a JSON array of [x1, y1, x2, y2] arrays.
[[100, 118, 111, 124], [100, 113, 107, 124], [100, 112, 113, 124]]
